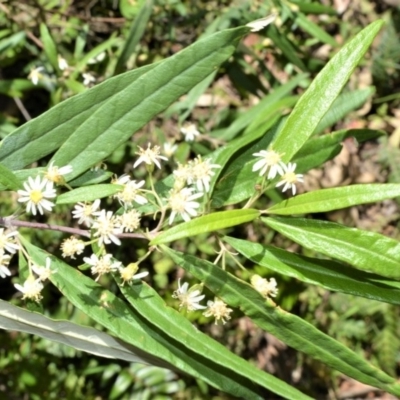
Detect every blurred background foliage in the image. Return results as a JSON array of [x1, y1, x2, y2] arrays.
[[1, 0, 400, 398]]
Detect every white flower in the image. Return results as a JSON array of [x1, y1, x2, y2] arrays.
[[275, 162, 304, 195], [172, 279, 206, 311], [83, 253, 122, 281], [14, 276, 44, 302], [168, 187, 203, 225], [119, 263, 149, 285], [0, 228, 19, 254], [44, 161, 73, 184], [251, 275, 278, 298], [0, 251, 11, 279], [203, 298, 233, 324], [92, 210, 122, 246], [180, 123, 200, 142], [17, 176, 57, 216], [61, 237, 85, 259], [188, 156, 221, 193], [117, 210, 141, 232], [113, 175, 147, 206], [82, 72, 96, 86], [163, 142, 178, 157], [252, 148, 284, 179], [28, 66, 45, 85], [173, 163, 192, 190], [57, 55, 69, 70], [133, 143, 168, 170], [31, 257, 54, 281], [246, 15, 277, 32], [72, 199, 101, 227]]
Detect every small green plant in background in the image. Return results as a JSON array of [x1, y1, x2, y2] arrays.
[[1, 1, 400, 399]]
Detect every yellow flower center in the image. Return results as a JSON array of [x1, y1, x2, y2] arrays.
[[30, 190, 43, 204]]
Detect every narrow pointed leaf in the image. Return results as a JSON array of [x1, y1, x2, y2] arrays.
[[116, 279, 311, 399], [272, 20, 383, 162], [51, 26, 248, 179], [0, 300, 149, 364], [56, 184, 122, 205], [224, 236, 400, 305], [266, 184, 400, 215], [263, 216, 400, 280], [295, 13, 337, 47], [150, 209, 260, 245], [22, 241, 267, 399], [163, 246, 400, 396]]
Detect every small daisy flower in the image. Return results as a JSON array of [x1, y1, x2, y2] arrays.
[[61, 237, 85, 259], [17, 176, 57, 216], [188, 156, 221, 193], [133, 143, 168, 170], [203, 298, 233, 324], [119, 263, 149, 285], [113, 175, 147, 206], [92, 210, 122, 246], [172, 279, 206, 311], [14, 276, 44, 302], [0, 228, 19, 254], [31, 257, 54, 281], [168, 187, 203, 225], [82, 72, 96, 86], [251, 275, 278, 298], [275, 162, 304, 196], [72, 199, 101, 227], [57, 55, 69, 71], [0, 251, 11, 279], [252, 148, 285, 179], [180, 123, 200, 142], [83, 253, 122, 281], [44, 161, 73, 185], [28, 66, 45, 85], [163, 142, 178, 157], [117, 210, 142, 232]]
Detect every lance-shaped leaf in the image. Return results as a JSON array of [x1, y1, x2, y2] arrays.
[[21, 241, 265, 399], [150, 209, 260, 245], [224, 236, 400, 306], [162, 247, 400, 396], [266, 184, 400, 215], [0, 163, 22, 190], [56, 184, 123, 205], [0, 300, 150, 364], [262, 216, 400, 280], [272, 20, 383, 162], [0, 27, 247, 178], [116, 279, 311, 400]]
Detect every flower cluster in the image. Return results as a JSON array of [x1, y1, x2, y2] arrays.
[[172, 279, 233, 325], [252, 147, 304, 195]]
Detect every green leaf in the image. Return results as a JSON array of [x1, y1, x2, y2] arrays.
[[56, 184, 123, 205], [262, 216, 400, 280], [116, 278, 311, 400], [266, 184, 400, 215], [150, 209, 260, 245], [295, 13, 337, 47], [22, 241, 266, 400], [0, 163, 22, 190], [315, 88, 375, 135], [163, 247, 400, 396], [224, 236, 400, 306], [114, 0, 153, 74], [0, 300, 149, 364], [289, 0, 337, 15], [40, 23, 59, 71], [52, 26, 248, 179], [272, 20, 383, 162]]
